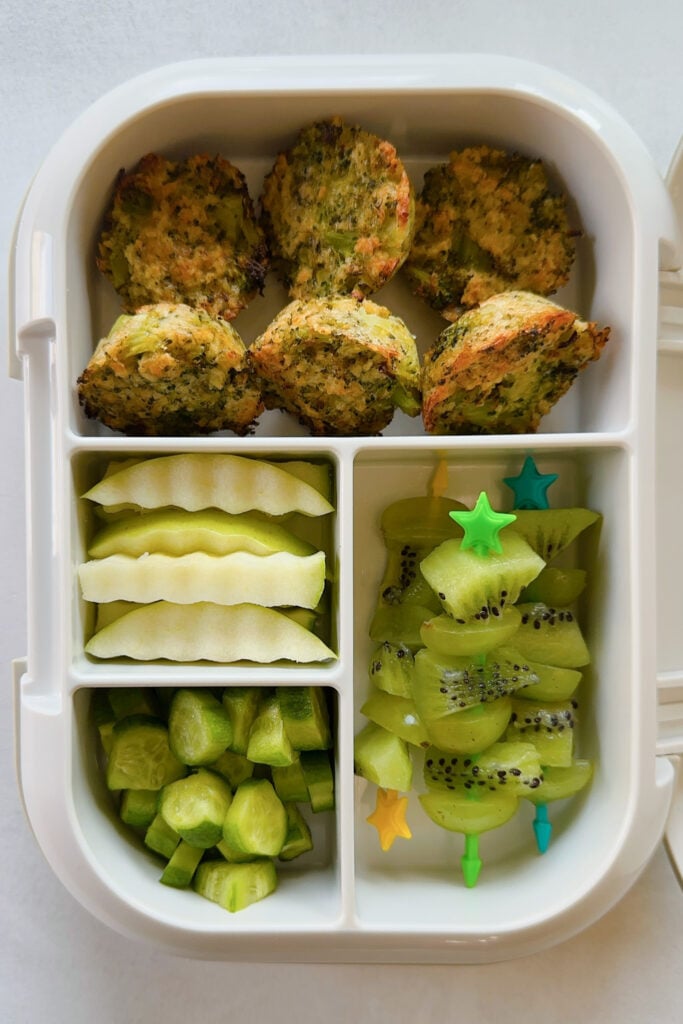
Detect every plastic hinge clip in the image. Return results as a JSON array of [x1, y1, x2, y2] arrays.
[[657, 671, 683, 756]]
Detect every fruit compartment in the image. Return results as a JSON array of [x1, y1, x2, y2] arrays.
[[351, 442, 635, 931], [67, 683, 345, 938], [69, 445, 342, 683], [58, 79, 634, 441]]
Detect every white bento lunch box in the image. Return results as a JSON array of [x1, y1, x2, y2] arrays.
[[10, 54, 683, 963]]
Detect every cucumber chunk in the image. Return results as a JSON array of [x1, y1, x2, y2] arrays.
[[301, 750, 335, 812], [92, 690, 116, 754], [278, 686, 332, 751], [168, 689, 233, 766], [271, 760, 310, 803], [222, 779, 287, 857], [246, 692, 297, 767], [194, 858, 278, 913], [144, 813, 181, 859], [106, 716, 185, 791], [160, 840, 204, 888], [279, 803, 314, 861], [119, 789, 159, 828], [209, 749, 255, 790], [159, 769, 233, 849], [221, 687, 261, 754]]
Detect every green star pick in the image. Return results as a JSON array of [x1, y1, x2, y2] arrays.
[[503, 456, 558, 510], [449, 491, 517, 557]]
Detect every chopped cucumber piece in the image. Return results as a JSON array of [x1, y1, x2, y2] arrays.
[[119, 789, 159, 829], [246, 692, 297, 767], [168, 689, 233, 765], [216, 838, 257, 863], [278, 687, 332, 751], [107, 686, 158, 720], [279, 803, 313, 861], [221, 687, 261, 754], [194, 858, 278, 913], [209, 749, 254, 789], [144, 813, 181, 860], [222, 779, 287, 857], [301, 750, 335, 812], [160, 840, 204, 888], [106, 716, 185, 791], [159, 769, 233, 849], [271, 760, 309, 803], [92, 690, 115, 754]]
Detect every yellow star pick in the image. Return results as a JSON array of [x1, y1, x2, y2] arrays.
[[367, 788, 412, 851]]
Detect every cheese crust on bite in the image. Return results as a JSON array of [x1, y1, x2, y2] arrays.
[[97, 153, 269, 319], [250, 296, 421, 436], [260, 116, 414, 300], [77, 302, 263, 436], [422, 290, 610, 434], [404, 146, 576, 319]]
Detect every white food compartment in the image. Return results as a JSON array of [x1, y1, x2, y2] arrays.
[[10, 55, 683, 963]]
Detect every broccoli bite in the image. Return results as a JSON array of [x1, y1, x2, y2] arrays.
[[249, 296, 421, 436], [97, 153, 268, 319], [404, 145, 576, 319], [421, 290, 610, 435], [77, 303, 263, 436], [260, 116, 414, 300]]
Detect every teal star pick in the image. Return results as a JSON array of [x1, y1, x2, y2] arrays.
[[503, 456, 558, 510], [449, 491, 517, 557]]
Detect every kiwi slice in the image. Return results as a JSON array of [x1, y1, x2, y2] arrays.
[[378, 545, 442, 611], [505, 698, 577, 767], [515, 660, 582, 701], [519, 566, 587, 606], [360, 690, 430, 748], [421, 696, 512, 754], [510, 509, 600, 563], [353, 722, 413, 791], [420, 530, 545, 622], [368, 641, 415, 698], [424, 741, 543, 795], [525, 759, 593, 804], [514, 603, 590, 668], [420, 606, 521, 657], [369, 604, 435, 648], [419, 786, 519, 835], [413, 646, 540, 718]]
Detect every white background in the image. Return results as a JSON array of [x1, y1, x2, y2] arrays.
[[2, 2, 683, 1021]]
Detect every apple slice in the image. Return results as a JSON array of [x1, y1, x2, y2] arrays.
[[79, 550, 326, 608], [87, 509, 317, 559], [82, 453, 334, 517], [85, 602, 337, 663]]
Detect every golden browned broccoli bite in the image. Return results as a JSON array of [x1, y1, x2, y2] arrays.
[[422, 290, 609, 434], [404, 146, 576, 319], [260, 116, 414, 300], [249, 297, 421, 435], [77, 303, 263, 436], [96, 153, 268, 319]]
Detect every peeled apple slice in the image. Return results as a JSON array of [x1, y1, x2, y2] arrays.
[[87, 509, 317, 559], [79, 550, 326, 608], [85, 602, 337, 662], [82, 453, 334, 517]]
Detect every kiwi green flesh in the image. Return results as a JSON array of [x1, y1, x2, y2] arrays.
[[524, 760, 593, 805], [519, 566, 587, 606], [420, 530, 545, 622], [422, 696, 512, 754], [505, 698, 577, 767], [419, 787, 519, 835], [369, 604, 434, 648], [353, 722, 413, 791], [360, 690, 429, 748], [381, 496, 466, 547], [424, 741, 542, 795], [379, 546, 442, 611], [420, 605, 521, 657], [515, 603, 590, 668], [511, 509, 601, 563], [515, 660, 582, 701], [368, 642, 415, 698], [413, 645, 540, 718]]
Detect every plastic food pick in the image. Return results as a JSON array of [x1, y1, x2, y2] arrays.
[[367, 788, 412, 851], [449, 491, 516, 557], [532, 804, 553, 854], [503, 456, 558, 510], [461, 834, 482, 888]]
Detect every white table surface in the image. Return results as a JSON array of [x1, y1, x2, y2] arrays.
[[2, 2, 683, 1020]]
